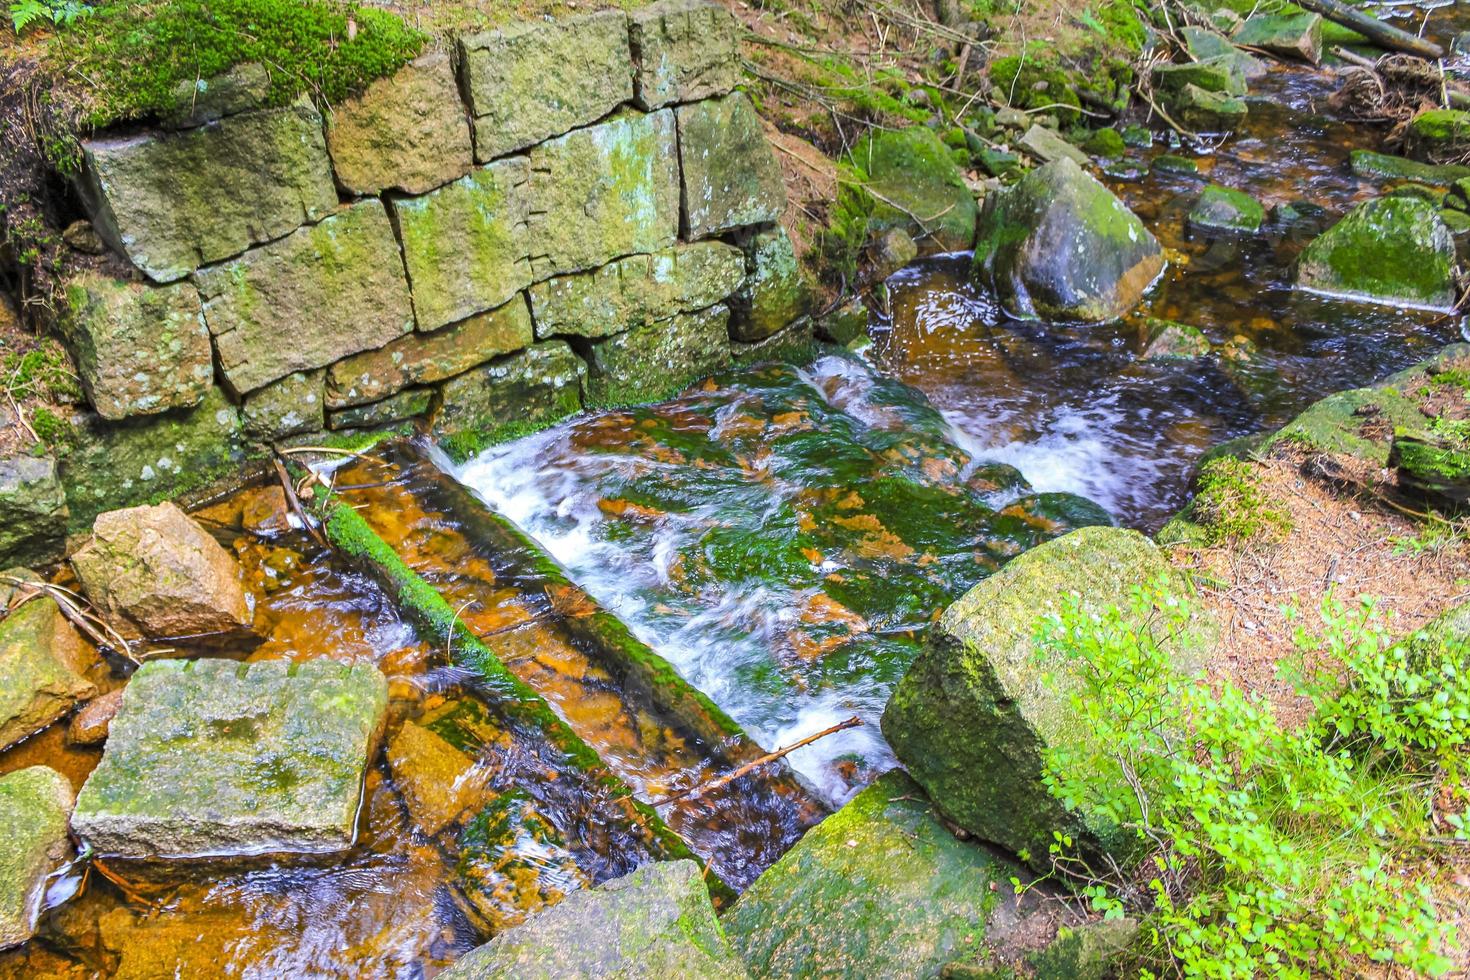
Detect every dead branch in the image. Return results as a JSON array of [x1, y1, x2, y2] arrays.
[[648, 715, 864, 807]]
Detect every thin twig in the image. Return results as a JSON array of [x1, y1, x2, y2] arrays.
[[647, 716, 864, 807]]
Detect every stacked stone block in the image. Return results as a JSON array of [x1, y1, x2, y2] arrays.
[[32, 0, 811, 553]]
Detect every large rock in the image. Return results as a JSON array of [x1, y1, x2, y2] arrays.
[[325, 48, 473, 195], [584, 304, 732, 406], [60, 274, 212, 420], [629, 0, 742, 110], [1295, 196, 1456, 311], [79, 102, 337, 282], [677, 94, 787, 239], [436, 341, 587, 440], [0, 767, 74, 950], [1232, 13, 1323, 64], [725, 770, 1027, 979], [70, 501, 253, 639], [528, 241, 744, 340], [974, 158, 1164, 323], [843, 126, 978, 252], [527, 109, 682, 278], [0, 456, 67, 568], [72, 657, 388, 858], [391, 158, 533, 333], [241, 369, 326, 440], [0, 596, 98, 751], [327, 297, 533, 408], [729, 225, 811, 342], [438, 860, 748, 980], [460, 11, 633, 162], [57, 386, 245, 533], [196, 198, 415, 394], [327, 387, 433, 431], [882, 525, 1207, 871]]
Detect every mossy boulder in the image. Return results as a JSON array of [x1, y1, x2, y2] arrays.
[[1170, 83, 1247, 132], [1082, 128, 1126, 159], [196, 199, 416, 394], [435, 341, 587, 444], [974, 158, 1164, 323], [676, 94, 787, 239], [1232, 12, 1323, 63], [730, 226, 812, 342], [79, 101, 337, 283], [1295, 196, 1456, 311], [1151, 58, 1247, 97], [528, 241, 745, 340], [0, 457, 68, 568], [0, 767, 74, 950], [882, 525, 1210, 872], [529, 108, 683, 276], [629, 0, 742, 110], [459, 10, 633, 162], [1187, 184, 1265, 234], [324, 48, 473, 196], [1179, 26, 1267, 78], [840, 126, 979, 252], [440, 860, 747, 979], [327, 297, 533, 409], [0, 596, 98, 752], [724, 770, 1028, 979], [1404, 108, 1470, 164], [1350, 149, 1470, 187], [61, 274, 212, 420], [72, 657, 388, 858], [584, 304, 734, 406]]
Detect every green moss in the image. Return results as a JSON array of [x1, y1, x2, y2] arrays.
[[1081, 127, 1125, 158], [1190, 457, 1291, 545], [1296, 196, 1454, 309], [52, 0, 426, 127], [438, 415, 570, 466]]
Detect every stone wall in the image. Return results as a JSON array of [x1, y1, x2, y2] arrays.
[[13, 0, 812, 559]]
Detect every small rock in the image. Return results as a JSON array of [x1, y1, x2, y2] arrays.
[[61, 220, 105, 255], [240, 485, 291, 537], [1018, 123, 1088, 166], [1141, 318, 1211, 360], [0, 595, 98, 751], [994, 107, 1029, 130], [70, 501, 253, 640], [0, 456, 68, 569], [1152, 153, 1201, 177], [0, 766, 74, 950], [867, 227, 919, 282], [1121, 124, 1154, 148], [387, 720, 486, 836], [1081, 127, 1125, 159], [814, 298, 870, 347], [1170, 83, 1247, 132], [1187, 184, 1265, 235], [66, 688, 124, 746], [1151, 58, 1247, 97], [1179, 26, 1268, 79]]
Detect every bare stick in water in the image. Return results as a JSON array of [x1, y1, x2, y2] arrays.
[[648, 715, 865, 807], [1295, 0, 1443, 59]]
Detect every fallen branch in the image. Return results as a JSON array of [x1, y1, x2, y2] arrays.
[[647, 715, 864, 807], [3, 576, 141, 665], [1295, 0, 1443, 59], [272, 455, 326, 549]]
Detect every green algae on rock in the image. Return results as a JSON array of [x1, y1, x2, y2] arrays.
[[1295, 196, 1456, 311], [1187, 184, 1265, 235], [1141, 318, 1211, 360], [440, 860, 747, 979], [0, 767, 74, 950], [72, 657, 389, 858], [0, 597, 97, 752], [974, 158, 1163, 323], [0, 457, 68, 568], [882, 525, 1210, 872], [724, 770, 1027, 979], [677, 93, 788, 239]]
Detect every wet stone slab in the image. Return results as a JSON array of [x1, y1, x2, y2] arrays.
[[72, 657, 389, 858]]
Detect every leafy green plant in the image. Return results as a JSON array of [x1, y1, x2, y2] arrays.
[[1028, 583, 1464, 978], [10, 0, 91, 33]]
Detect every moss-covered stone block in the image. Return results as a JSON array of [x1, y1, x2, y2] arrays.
[[1170, 83, 1247, 132], [196, 199, 415, 394], [439, 860, 747, 979], [328, 387, 434, 431], [390, 158, 533, 334], [72, 657, 388, 858], [1187, 184, 1264, 234], [677, 93, 786, 239], [725, 770, 1024, 979], [584, 304, 733, 406], [436, 341, 587, 441], [79, 102, 337, 283], [882, 526, 1209, 872], [61, 274, 212, 420], [1405, 108, 1470, 164], [327, 297, 533, 408], [0, 596, 97, 752], [730, 225, 812, 342], [527, 109, 682, 277], [841, 125, 978, 252], [0, 457, 68, 569], [324, 48, 473, 195], [629, 0, 742, 110], [1350, 149, 1470, 187], [1179, 26, 1267, 78], [0, 767, 73, 950], [242, 369, 325, 440], [1295, 196, 1456, 310], [528, 242, 745, 340], [974, 157, 1163, 323], [460, 11, 633, 163], [1232, 12, 1323, 63], [1151, 58, 1247, 97]]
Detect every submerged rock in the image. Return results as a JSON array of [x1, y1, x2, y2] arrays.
[[386, 719, 485, 836], [1187, 184, 1264, 235], [973, 158, 1164, 323], [71, 501, 253, 640], [0, 596, 98, 751], [0, 766, 74, 950], [1141, 318, 1210, 360], [1295, 196, 1457, 311], [882, 525, 1209, 872], [72, 657, 388, 858], [440, 860, 746, 979], [453, 789, 589, 935], [724, 770, 1031, 979], [1151, 58, 1247, 97], [1349, 149, 1470, 187]]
